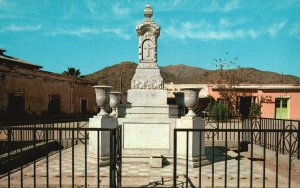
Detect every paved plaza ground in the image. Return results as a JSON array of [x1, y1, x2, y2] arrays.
[[1, 144, 299, 187]]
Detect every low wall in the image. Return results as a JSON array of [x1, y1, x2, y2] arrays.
[[250, 144, 300, 173]]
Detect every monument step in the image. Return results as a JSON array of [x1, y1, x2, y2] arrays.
[[120, 155, 211, 168]]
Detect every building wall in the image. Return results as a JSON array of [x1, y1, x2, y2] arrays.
[[164, 83, 208, 98], [289, 92, 300, 120], [207, 85, 221, 100], [0, 65, 97, 118], [199, 85, 300, 120], [260, 91, 300, 120]]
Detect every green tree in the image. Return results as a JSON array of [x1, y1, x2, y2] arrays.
[[63, 67, 81, 78]]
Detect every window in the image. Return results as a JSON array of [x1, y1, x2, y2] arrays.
[[282, 99, 288, 108]]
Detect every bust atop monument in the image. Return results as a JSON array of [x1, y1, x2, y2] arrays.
[[131, 4, 164, 90]]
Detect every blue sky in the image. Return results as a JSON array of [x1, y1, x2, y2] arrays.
[[0, 0, 300, 77]]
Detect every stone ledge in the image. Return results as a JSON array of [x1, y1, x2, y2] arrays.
[[149, 154, 163, 168], [250, 144, 300, 172]]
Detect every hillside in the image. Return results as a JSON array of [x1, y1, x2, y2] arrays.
[[85, 62, 300, 92]]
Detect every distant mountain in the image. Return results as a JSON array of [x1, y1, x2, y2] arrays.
[[85, 62, 300, 92], [161, 64, 210, 84], [85, 62, 137, 92]]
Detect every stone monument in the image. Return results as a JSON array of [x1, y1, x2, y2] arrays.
[[118, 5, 205, 160], [126, 4, 171, 119], [89, 4, 205, 165]]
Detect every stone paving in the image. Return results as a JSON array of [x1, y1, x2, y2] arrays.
[[1, 144, 299, 187]]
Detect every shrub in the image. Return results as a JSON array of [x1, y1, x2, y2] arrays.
[[209, 102, 232, 121], [249, 103, 262, 118]]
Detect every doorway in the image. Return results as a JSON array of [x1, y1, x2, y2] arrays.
[[81, 99, 88, 114], [238, 96, 253, 118], [48, 95, 61, 115], [275, 98, 289, 119], [7, 93, 25, 117]]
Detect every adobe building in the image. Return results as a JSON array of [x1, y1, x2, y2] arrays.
[[209, 84, 300, 120], [0, 48, 97, 119], [165, 83, 300, 120]]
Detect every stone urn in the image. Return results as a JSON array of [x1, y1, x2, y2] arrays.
[[93, 85, 112, 116], [181, 87, 201, 117], [109, 92, 122, 117]]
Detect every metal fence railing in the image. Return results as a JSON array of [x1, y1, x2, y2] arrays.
[[204, 116, 300, 159], [1, 116, 299, 187], [174, 128, 300, 188], [0, 123, 122, 188]]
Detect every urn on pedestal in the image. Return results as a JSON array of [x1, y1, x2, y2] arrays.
[[93, 85, 112, 116], [109, 92, 122, 117], [181, 87, 201, 117]]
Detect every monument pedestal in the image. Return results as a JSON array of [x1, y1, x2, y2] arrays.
[[126, 89, 178, 118], [88, 116, 118, 159], [176, 117, 205, 159], [118, 116, 205, 161]]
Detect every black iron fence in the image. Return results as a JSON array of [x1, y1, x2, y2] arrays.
[[0, 121, 122, 188], [204, 116, 300, 159], [1, 116, 299, 187], [174, 128, 300, 187], [244, 118, 300, 158], [0, 115, 93, 125], [0, 118, 90, 155]]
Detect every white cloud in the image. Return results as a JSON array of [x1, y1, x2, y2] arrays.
[[181, 22, 195, 30], [204, 0, 240, 12], [0, 0, 7, 6], [219, 18, 231, 28], [62, 27, 99, 37], [165, 25, 258, 41], [218, 17, 248, 29], [86, 0, 96, 14], [165, 20, 259, 41], [102, 28, 130, 40], [289, 22, 300, 39], [45, 27, 130, 40], [172, 0, 181, 6], [267, 21, 286, 37], [181, 20, 213, 30], [45, 27, 99, 37], [271, 0, 300, 11], [164, 19, 290, 41], [224, 0, 240, 12], [0, 14, 18, 19], [112, 3, 130, 16], [0, 24, 42, 33]]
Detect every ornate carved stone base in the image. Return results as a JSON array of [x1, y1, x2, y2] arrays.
[[131, 67, 163, 89]]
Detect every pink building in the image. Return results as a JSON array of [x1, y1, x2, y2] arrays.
[[209, 85, 300, 120]]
